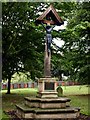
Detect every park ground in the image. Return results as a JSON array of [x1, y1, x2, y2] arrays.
[[1, 85, 90, 119]]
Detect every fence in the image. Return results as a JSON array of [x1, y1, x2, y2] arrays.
[[2, 82, 37, 90], [57, 81, 80, 86], [2, 81, 79, 90]]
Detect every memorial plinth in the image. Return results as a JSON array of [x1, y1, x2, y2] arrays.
[[38, 78, 58, 98]]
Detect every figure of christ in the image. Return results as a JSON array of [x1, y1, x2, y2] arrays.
[[41, 22, 55, 56]]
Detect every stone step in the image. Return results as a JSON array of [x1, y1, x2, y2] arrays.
[[15, 104, 34, 119], [24, 97, 71, 109], [37, 91, 58, 98], [16, 104, 80, 119]]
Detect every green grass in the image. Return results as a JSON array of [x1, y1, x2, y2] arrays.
[[1, 88, 37, 120], [60, 85, 89, 115], [0, 110, 2, 120], [62, 85, 89, 96], [1, 85, 90, 119], [2, 88, 37, 110], [62, 85, 90, 115], [69, 95, 89, 115]]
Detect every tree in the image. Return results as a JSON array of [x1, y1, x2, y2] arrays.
[[2, 2, 45, 93], [3, 2, 85, 94], [59, 2, 90, 84], [3, 2, 74, 93]]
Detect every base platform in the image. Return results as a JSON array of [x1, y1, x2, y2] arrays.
[[15, 77, 80, 119], [16, 103, 80, 119]]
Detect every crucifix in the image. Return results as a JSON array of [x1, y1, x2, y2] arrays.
[[36, 5, 64, 78], [41, 22, 55, 55], [36, 5, 64, 97], [41, 20, 55, 77]]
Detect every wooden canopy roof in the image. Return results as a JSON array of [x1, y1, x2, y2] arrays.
[[35, 5, 64, 26]]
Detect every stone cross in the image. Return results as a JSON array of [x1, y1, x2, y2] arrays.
[[35, 5, 64, 78]]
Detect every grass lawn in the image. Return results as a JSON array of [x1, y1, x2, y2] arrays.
[[1, 88, 37, 119], [1, 85, 90, 119], [62, 85, 90, 115]]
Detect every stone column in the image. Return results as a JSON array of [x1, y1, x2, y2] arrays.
[[44, 39, 51, 77]]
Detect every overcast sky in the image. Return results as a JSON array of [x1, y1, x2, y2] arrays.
[[53, 21, 67, 47]]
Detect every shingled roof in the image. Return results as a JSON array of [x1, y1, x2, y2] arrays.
[[36, 5, 64, 26]]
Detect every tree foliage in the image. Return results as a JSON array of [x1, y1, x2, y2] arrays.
[[2, 2, 46, 93], [59, 2, 90, 84], [2, 2, 90, 94]]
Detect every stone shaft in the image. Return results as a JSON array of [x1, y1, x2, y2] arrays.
[[44, 40, 51, 77]]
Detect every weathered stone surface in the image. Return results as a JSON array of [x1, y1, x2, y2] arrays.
[[38, 78, 57, 93], [25, 97, 71, 109], [16, 104, 34, 119], [37, 91, 58, 98], [16, 77, 80, 119], [16, 80, 80, 120], [16, 104, 80, 119]]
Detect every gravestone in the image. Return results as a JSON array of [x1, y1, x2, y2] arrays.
[[57, 86, 63, 97]]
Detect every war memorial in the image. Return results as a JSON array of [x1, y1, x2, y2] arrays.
[[16, 5, 80, 119]]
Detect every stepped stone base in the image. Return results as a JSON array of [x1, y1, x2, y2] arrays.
[[15, 77, 80, 119], [16, 104, 80, 119], [24, 97, 71, 109]]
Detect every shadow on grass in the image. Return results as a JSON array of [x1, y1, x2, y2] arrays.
[[2, 88, 38, 119]]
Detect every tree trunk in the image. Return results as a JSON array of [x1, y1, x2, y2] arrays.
[[31, 71, 35, 81], [59, 73, 62, 81], [6, 76, 11, 94]]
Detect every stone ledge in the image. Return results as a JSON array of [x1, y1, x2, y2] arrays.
[[25, 97, 71, 103], [16, 104, 35, 113], [16, 104, 80, 119], [16, 104, 80, 113], [35, 107, 80, 113], [24, 97, 71, 109]]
